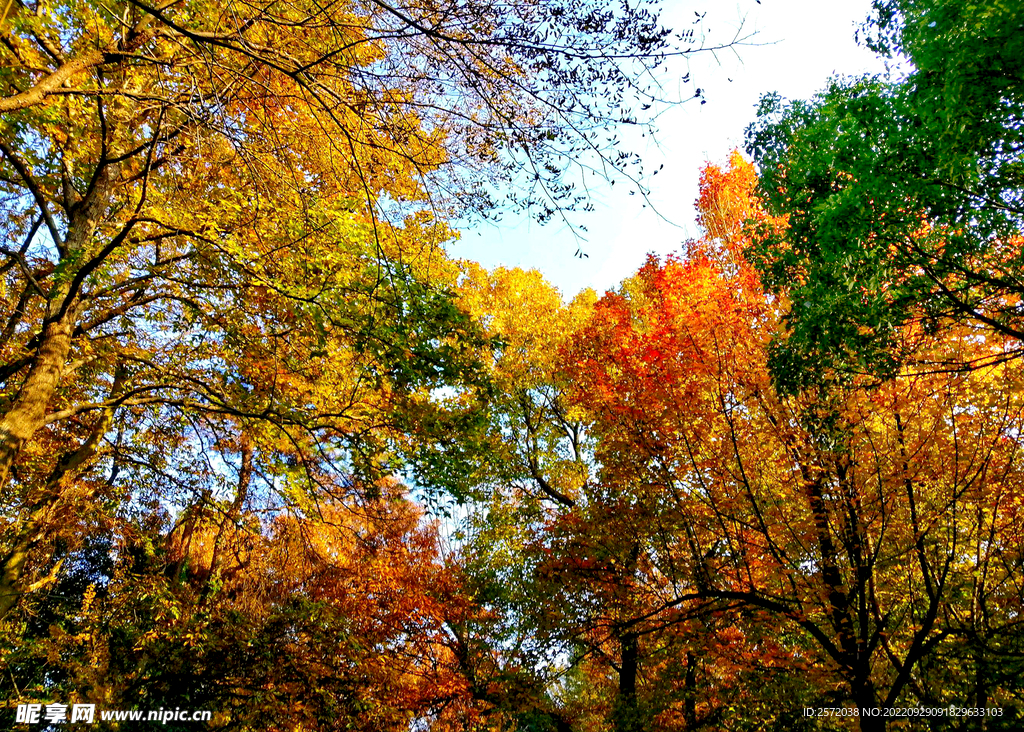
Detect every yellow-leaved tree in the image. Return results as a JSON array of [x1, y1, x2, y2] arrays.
[[0, 0, 693, 618], [0, 0, 723, 725]]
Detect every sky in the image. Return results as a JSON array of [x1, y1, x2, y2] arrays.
[[449, 0, 891, 299]]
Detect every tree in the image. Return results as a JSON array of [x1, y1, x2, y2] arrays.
[[0, 0, 715, 620], [3, 478, 486, 730], [444, 160, 820, 732], [430, 263, 597, 731], [447, 154, 1024, 731], [563, 155, 1024, 730], [745, 0, 1024, 390]]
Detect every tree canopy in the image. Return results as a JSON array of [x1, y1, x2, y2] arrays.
[[746, 0, 1024, 390], [3, 0, 1024, 730]]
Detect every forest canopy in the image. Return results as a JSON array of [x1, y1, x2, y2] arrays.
[[2, 0, 1023, 731]]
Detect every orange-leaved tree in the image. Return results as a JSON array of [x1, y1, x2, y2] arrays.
[[563, 154, 1024, 730], [9, 477, 488, 730]]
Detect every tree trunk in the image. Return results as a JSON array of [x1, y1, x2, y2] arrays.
[[614, 630, 641, 732], [0, 165, 112, 491], [683, 651, 697, 731], [854, 676, 884, 732], [205, 439, 253, 598], [0, 317, 75, 490], [614, 539, 643, 732]]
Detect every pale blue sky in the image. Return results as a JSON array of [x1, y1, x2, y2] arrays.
[[450, 0, 890, 298]]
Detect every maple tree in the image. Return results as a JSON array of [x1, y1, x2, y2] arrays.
[[563, 156, 1024, 730]]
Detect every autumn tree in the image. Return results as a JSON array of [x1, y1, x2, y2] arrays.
[[419, 263, 597, 731], [446, 155, 1024, 732], [0, 0, 739, 624], [3, 477, 488, 730], [446, 234, 797, 731], [564, 155, 1024, 730]]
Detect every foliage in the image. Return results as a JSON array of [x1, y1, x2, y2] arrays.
[[453, 155, 1024, 732], [4, 1, 1024, 730], [3, 482, 487, 730], [745, 0, 1024, 390]]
